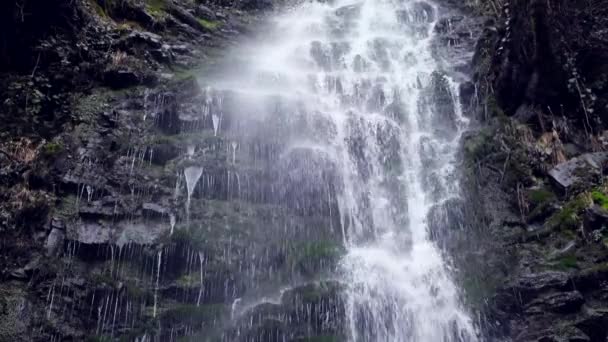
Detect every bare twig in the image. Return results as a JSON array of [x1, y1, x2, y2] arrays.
[[499, 151, 511, 184], [16, 1, 25, 22], [31, 52, 41, 78], [516, 182, 527, 222]]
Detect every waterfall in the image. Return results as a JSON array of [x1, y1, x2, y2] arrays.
[[203, 0, 479, 340]]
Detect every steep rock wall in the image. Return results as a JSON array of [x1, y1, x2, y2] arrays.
[[460, 0, 608, 341]]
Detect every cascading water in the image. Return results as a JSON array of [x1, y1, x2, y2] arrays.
[[203, 0, 479, 340]]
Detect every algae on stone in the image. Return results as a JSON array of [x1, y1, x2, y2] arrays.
[[545, 193, 592, 231]]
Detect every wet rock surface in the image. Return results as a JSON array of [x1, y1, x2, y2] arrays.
[[454, 0, 608, 341], [2, 0, 608, 341], [0, 0, 341, 341]]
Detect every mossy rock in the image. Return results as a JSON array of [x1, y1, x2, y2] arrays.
[[284, 281, 344, 304], [545, 193, 592, 231], [550, 254, 579, 270], [54, 194, 78, 219], [460, 274, 500, 309], [124, 279, 150, 299], [197, 18, 220, 30], [528, 188, 557, 206], [463, 128, 495, 162], [485, 95, 506, 118], [299, 241, 345, 261], [291, 240, 345, 276], [527, 187, 557, 222], [591, 190, 608, 211], [42, 141, 64, 158], [144, 0, 168, 18]]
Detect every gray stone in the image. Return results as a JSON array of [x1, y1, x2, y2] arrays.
[[50, 217, 65, 230], [195, 5, 216, 20], [526, 291, 584, 314], [166, 2, 212, 33], [124, 31, 163, 49], [10, 257, 41, 280], [78, 200, 124, 219], [45, 228, 65, 257], [548, 152, 608, 190], [142, 202, 169, 217], [170, 44, 189, 54], [513, 271, 571, 303], [584, 205, 608, 232]]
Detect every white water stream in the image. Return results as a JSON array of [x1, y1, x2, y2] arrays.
[[206, 0, 479, 340]]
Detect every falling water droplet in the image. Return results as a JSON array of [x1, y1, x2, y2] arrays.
[[187, 145, 195, 159], [212, 114, 221, 136], [153, 249, 162, 319], [231, 141, 238, 164], [184, 166, 204, 220], [169, 214, 176, 235]]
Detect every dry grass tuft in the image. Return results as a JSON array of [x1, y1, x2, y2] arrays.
[[0, 138, 40, 164]]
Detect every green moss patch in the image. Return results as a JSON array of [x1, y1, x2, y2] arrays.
[[486, 95, 506, 118], [546, 193, 592, 231], [42, 141, 63, 157], [591, 190, 608, 210], [145, 0, 167, 16], [54, 194, 78, 219], [89, 0, 109, 18], [197, 18, 220, 30], [174, 273, 200, 288], [527, 187, 557, 222], [298, 241, 345, 262], [551, 254, 579, 270], [147, 0, 165, 8], [528, 188, 556, 206], [463, 129, 494, 162]]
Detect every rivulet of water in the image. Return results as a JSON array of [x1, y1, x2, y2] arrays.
[[204, 0, 480, 340]]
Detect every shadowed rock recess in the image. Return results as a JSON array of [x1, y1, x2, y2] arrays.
[[0, 0, 607, 341]]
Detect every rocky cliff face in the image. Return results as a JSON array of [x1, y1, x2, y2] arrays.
[[0, 1, 327, 341], [1, 0, 608, 341], [455, 0, 608, 341]]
